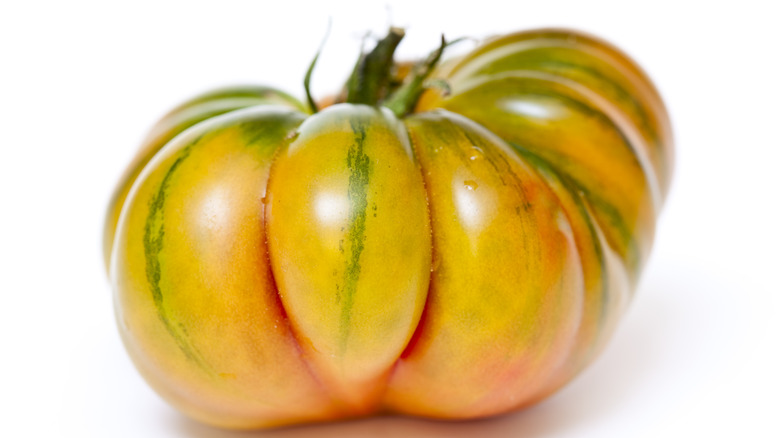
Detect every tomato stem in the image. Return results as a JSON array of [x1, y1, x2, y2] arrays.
[[345, 27, 405, 106]]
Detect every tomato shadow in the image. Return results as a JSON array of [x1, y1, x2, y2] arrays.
[[168, 273, 675, 438]]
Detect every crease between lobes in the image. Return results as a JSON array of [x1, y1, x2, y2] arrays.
[[119, 106, 350, 427]]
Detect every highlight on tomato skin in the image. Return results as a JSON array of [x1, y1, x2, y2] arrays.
[[105, 27, 672, 429]]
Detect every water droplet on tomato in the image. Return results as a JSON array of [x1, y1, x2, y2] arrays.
[[464, 180, 478, 190], [468, 146, 483, 161]]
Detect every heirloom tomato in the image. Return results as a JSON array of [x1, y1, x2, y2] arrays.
[[105, 27, 672, 428]]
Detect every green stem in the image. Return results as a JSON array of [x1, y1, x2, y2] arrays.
[[345, 27, 405, 105]]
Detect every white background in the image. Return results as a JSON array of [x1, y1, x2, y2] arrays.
[[2, 1, 779, 436]]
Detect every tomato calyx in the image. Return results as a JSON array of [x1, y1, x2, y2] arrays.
[[382, 34, 450, 117], [303, 21, 332, 115], [305, 27, 456, 118], [345, 27, 406, 107]]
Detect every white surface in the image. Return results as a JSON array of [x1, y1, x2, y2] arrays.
[[1, 1, 779, 436]]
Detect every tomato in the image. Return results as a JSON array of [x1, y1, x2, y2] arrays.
[[105, 28, 672, 429]]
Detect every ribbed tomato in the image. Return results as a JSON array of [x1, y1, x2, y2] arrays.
[[105, 28, 672, 429]]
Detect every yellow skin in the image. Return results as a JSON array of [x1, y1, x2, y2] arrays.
[[106, 29, 672, 428]]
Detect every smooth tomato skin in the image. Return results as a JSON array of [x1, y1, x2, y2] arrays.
[[107, 29, 671, 429], [103, 86, 305, 273]]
